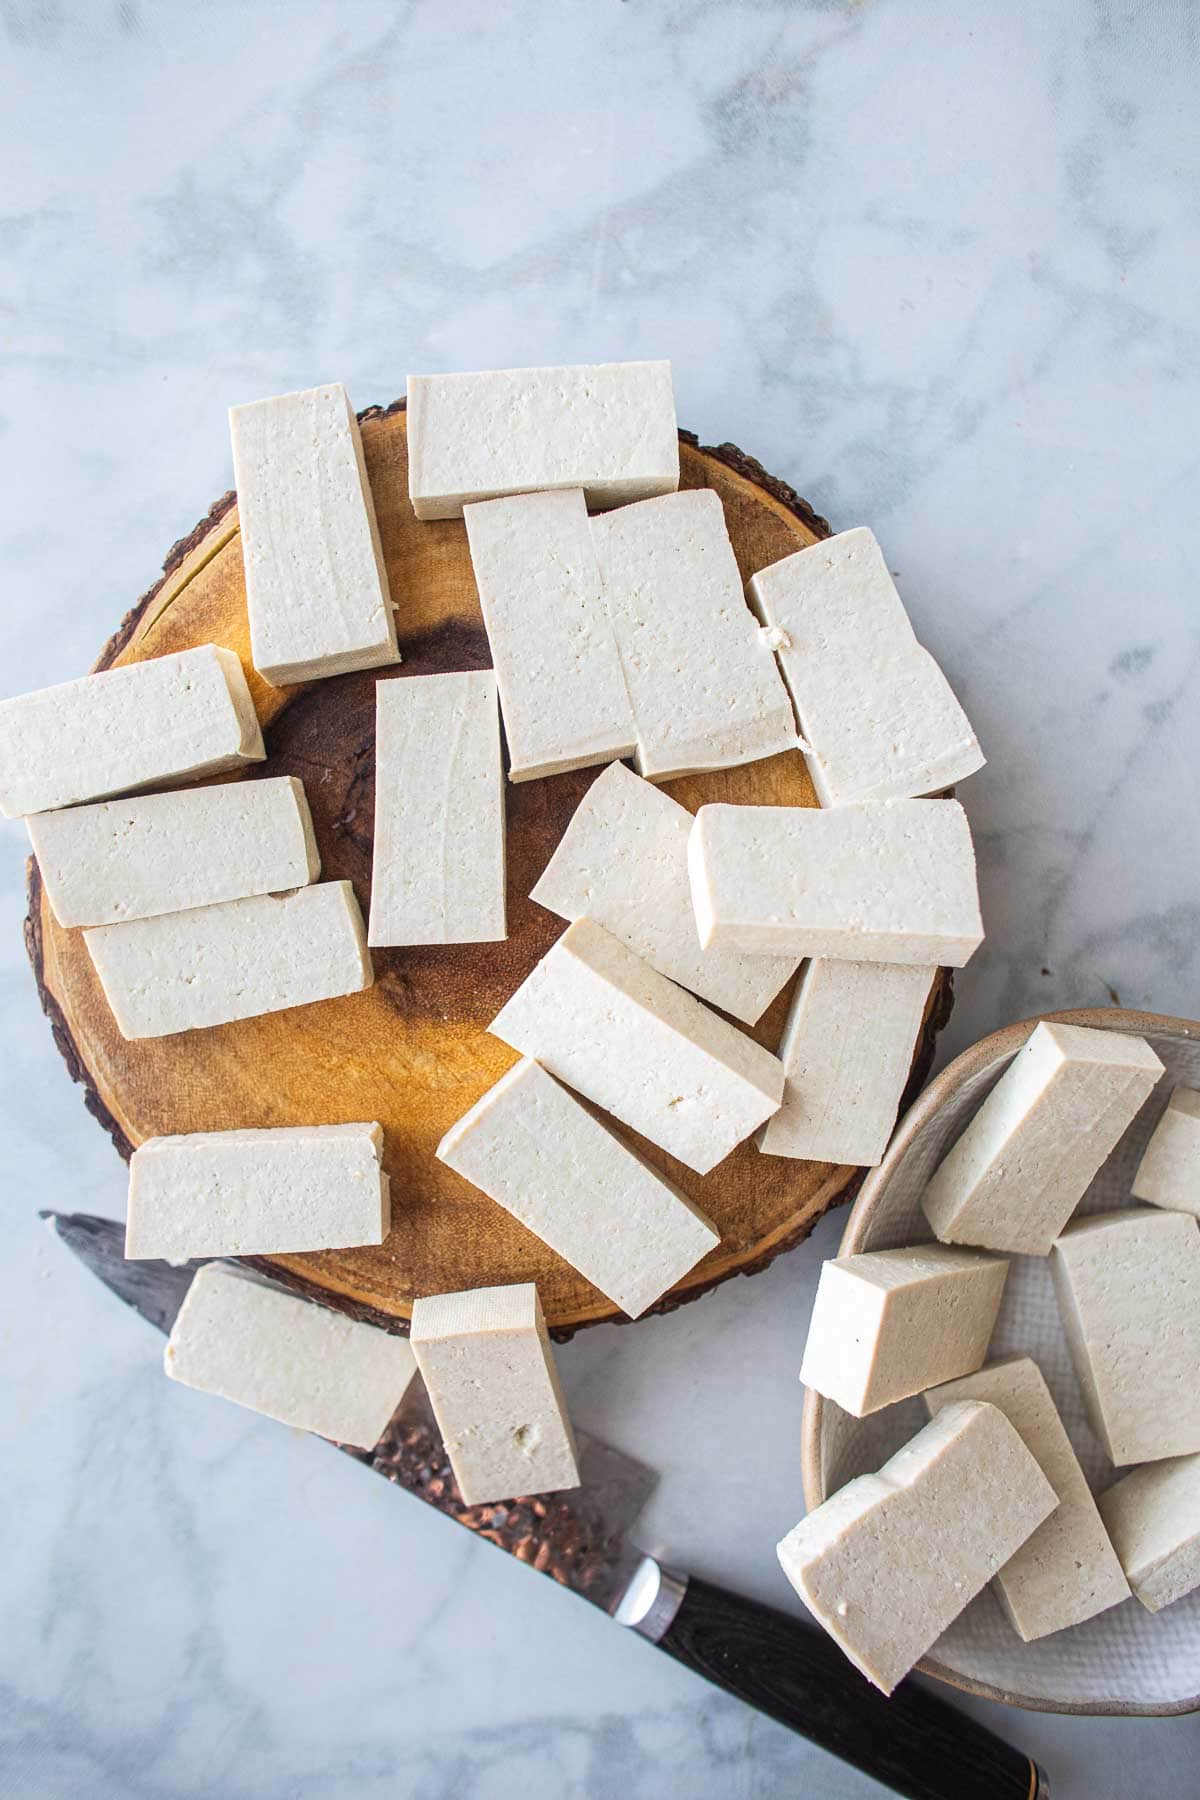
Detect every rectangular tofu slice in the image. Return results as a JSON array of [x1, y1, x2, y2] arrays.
[[1098, 1454, 1200, 1613], [127, 1122, 390, 1262], [85, 880, 373, 1039], [410, 1283, 580, 1505], [777, 1400, 1057, 1693], [1051, 1208, 1200, 1465], [437, 1058, 719, 1318], [28, 775, 319, 928], [463, 489, 636, 781], [0, 643, 264, 819], [925, 1355, 1130, 1639], [688, 799, 983, 964], [369, 671, 506, 946], [748, 528, 984, 805], [406, 360, 679, 520], [165, 1263, 416, 1447], [922, 1022, 1163, 1254], [758, 959, 936, 1165], [800, 1244, 1008, 1417], [230, 383, 399, 686], [1132, 1085, 1200, 1217], [530, 761, 797, 1025], [489, 918, 783, 1175], [590, 489, 798, 781]]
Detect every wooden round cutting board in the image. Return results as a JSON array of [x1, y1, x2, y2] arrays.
[[25, 403, 953, 1335]]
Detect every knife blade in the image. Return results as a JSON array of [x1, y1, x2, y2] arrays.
[[45, 1211, 1048, 1800]]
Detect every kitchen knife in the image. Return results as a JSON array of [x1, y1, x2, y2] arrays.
[[45, 1211, 1048, 1800]]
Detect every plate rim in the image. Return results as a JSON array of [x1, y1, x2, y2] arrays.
[[800, 1004, 1200, 1716]]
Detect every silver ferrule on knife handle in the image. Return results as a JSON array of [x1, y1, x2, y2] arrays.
[[613, 1554, 688, 1642]]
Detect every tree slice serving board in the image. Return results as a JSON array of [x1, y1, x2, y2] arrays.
[[25, 404, 953, 1336]]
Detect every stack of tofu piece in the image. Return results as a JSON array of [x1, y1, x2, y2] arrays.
[[5, 355, 993, 1507], [780, 1021, 1200, 1693]]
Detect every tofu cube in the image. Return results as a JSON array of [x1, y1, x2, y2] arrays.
[[922, 1022, 1164, 1255], [165, 1263, 416, 1449], [410, 1283, 580, 1505], [1131, 1085, 1200, 1217], [1098, 1454, 1200, 1613], [925, 1355, 1130, 1639], [437, 1057, 719, 1318], [1051, 1208, 1200, 1465], [777, 1401, 1057, 1693], [800, 1244, 1008, 1417], [127, 1122, 390, 1262], [687, 799, 984, 965], [0, 644, 264, 819], [407, 360, 679, 519]]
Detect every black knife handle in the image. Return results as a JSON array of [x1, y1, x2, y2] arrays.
[[655, 1576, 1046, 1800]]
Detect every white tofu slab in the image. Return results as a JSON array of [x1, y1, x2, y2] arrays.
[[85, 880, 373, 1039], [590, 489, 798, 781], [688, 799, 984, 964], [1098, 1453, 1200, 1613], [463, 489, 636, 781], [0, 644, 264, 819], [489, 918, 783, 1176], [406, 360, 679, 520], [410, 1283, 580, 1505], [368, 671, 506, 946], [758, 959, 935, 1164], [925, 1355, 1130, 1640], [800, 1243, 1008, 1417], [230, 382, 399, 686], [530, 761, 797, 1025], [922, 1022, 1164, 1255], [28, 775, 319, 928], [777, 1400, 1057, 1694], [748, 527, 984, 806], [1051, 1208, 1200, 1465], [127, 1122, 390, 1262], [437, 1057, 719, 1318], [1132, 1085, 1200, 1217], [165, 1262, 415, 1449]]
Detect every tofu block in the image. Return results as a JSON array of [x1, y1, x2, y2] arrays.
[[406, 360, 678, 520], [0, 644, 264, 819], [923, 1023, 1163, 1254], [127, 1122, 390, 1262], [1132, 1085, 1200, 1217], [591, 490, 798, 781], [1051, 1209, 1200, 1465], [369, 671, 506, 946], [688, 799, 983, 965], [28, 775, 319, 928], [230, 383, 399, 686], [165, 1262, 415, 1448], [1098, 1454, 1200, 1613], [758, 959, 935, 1165], [463, 489, 636, 781], [748, 528, 984, 806], [531, 761, 797, 1025], [85, 880, 372, 1039], [925, 1356, 1130, 1639], [800, 1244, 1008, 1417], [489, 918, 783, 1176], [437, 1058, 719, 1318], [777, 1401, 1057, 1693], [410, 1283, 580, 1505]]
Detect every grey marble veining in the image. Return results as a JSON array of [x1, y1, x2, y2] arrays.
[[2, 2, 1199, 1796]]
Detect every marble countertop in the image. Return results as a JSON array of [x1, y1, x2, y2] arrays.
[[2, 3, 1198, 1796]]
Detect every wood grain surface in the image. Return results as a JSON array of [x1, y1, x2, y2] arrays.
[[25, 403, 953, 1336]]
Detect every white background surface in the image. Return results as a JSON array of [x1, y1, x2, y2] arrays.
[[2, 3, 1198, 1796]]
